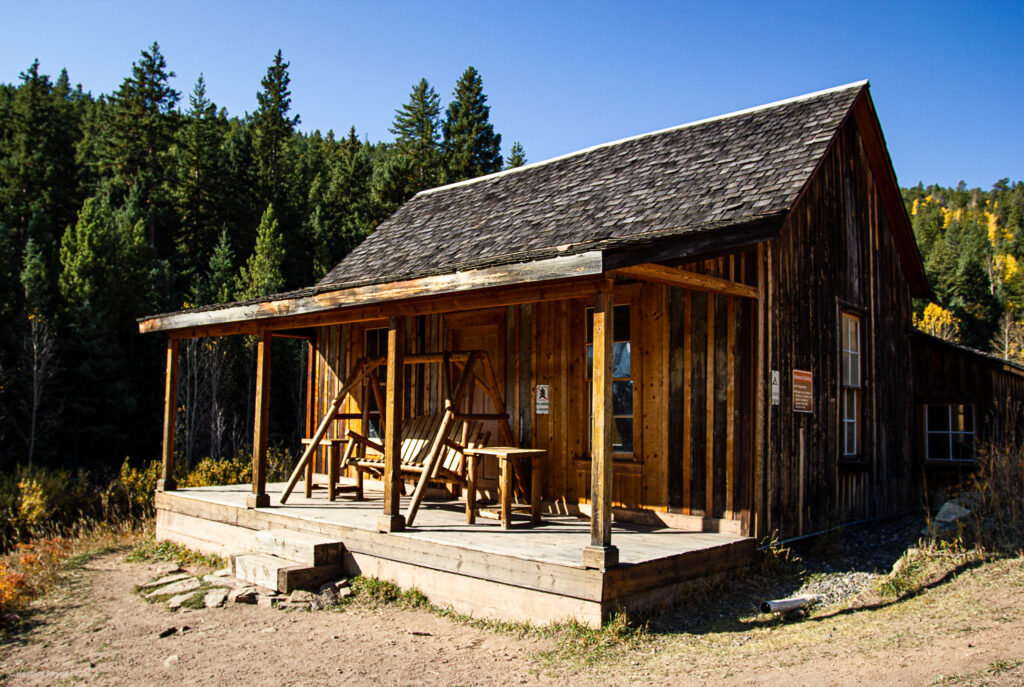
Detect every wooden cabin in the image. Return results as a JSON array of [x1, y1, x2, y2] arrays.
[[138, 80, 1023, 625]]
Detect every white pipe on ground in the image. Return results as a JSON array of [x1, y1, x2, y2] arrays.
[[760, 594, 822, 614]]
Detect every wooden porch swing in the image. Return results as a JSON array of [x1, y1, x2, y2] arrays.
[[280, 350, 513, 526]]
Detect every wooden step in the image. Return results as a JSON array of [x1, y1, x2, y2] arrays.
[[252, 529, 344, 567], [231, 552, 344, 593]]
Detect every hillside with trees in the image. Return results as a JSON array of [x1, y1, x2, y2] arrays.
[[904, 180, 1024, 358], [0, 43, 525, 474]]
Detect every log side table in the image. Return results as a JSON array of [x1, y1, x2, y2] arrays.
[[464, 447, 546, 529]]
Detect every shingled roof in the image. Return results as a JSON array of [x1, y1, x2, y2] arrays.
[[318, 80, 866, 290], [142, 79, 929, 334]]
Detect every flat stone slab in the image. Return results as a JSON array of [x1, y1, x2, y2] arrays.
[[204, 588, 229, 608], [202, 574, 238, 587], [140, 573, 192, 590], [146, 577, 200, 598], [167, 591, 199, 609]]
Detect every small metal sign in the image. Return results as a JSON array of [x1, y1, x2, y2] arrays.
[[771, 370, 780, 406], [792, 369, 813, 413], [536, 384, 549, 415]]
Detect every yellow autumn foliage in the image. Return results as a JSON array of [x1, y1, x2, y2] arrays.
[[913, 302, 961, 343]]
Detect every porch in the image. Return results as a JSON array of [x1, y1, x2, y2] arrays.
[[155, 480, 755, 627]]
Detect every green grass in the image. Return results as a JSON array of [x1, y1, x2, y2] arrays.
[[125, 536, 225, 570]]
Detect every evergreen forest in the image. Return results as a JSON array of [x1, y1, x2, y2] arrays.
[[1, 43, 1022, 481], [0, 44, 521, 474]]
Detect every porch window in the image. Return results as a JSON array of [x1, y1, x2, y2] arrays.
[[365, 327, 388, 439], [586, 304, 633, 454], [925, 404, 975, 461], [841, 312, 861, 457]]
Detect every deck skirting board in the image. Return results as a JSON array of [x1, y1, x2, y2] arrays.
[[155, 488, 754, 627]]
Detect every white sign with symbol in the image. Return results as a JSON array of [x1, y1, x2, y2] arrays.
[[536, 384, 549, 415]]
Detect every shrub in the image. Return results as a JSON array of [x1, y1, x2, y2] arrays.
[[967, 442, 1024, 553]]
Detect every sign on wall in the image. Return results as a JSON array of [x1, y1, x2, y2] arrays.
[[771, 370, 780, 406], [536, 384, 549, 415], [792, 369, 813, 413]]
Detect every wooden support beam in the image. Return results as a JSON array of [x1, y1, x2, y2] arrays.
[[144, 272, 608, 338], [610, 263, 759, 299], [378, 316, 406, 532], [158, 339, 179, 492], [583, 281, 619, 570], [247, 330, 272, 508]]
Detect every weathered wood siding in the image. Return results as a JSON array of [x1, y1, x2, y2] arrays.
[[303, 281, 756, 519], [761, 116, 915, 538], [911, 332, 1024, 497]]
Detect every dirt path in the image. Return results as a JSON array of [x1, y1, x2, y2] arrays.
[[1, 550, 1024, 686], [0, 555, 555, 686]]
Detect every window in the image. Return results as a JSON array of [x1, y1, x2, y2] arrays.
[[841, 313, 861, 457], [365, 328, 388, 440], [925, 404, 975, 461], [586, 304, 633, 454]]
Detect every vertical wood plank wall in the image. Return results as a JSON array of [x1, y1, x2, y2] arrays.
[[304, 278, 757, 523], [764, 117, 914, 537]]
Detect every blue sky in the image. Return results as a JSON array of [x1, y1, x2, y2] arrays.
[[2, 0, 1022, 189]]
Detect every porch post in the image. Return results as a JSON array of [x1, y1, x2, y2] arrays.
[[377, 316, 406, 532], [158, 338, 179, 492], [584, 280, 619, 569], [247, 329, 271, 508]]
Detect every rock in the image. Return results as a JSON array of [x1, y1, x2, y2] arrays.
[[140, 573, 192, 590], [167, 591, 199, 610], [316, 588, 339, 607], [277, 601, 311, 611], [202, 574, 237, 587], [935, 501, 972, 523], [163, 654, 179, 667], [146, 577, 200, 598], [257, 593, 284, 608], [337, 586, 353, 599], [211, 567, 233, 577], [289, 590, 315, 603], [158, 627, 178, 638], [0, 613, 20, 624], [228, 586, 259, 604], [204, 588, 229, 608], [153, 563, 182, 576]]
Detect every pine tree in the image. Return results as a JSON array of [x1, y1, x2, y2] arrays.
[[19, 238, 50, 316], [252, 50, 299, 209], [0, 60, 81, 249], [236, 204, 285, 300], [442, 66, 502, 182], [389, 78, 441, 193], [171, 75, 228, 275], [90, 42, 181, 253], [505, 141, 526, 169]]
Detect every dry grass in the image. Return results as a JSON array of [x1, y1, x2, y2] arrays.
[[0, 518, 145, 619]]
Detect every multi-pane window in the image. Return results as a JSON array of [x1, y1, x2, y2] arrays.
[[925, 404, 975, 461], [841, 313, 861, 457], [586, 304, 633, 454], [365, 328, 388, 439]]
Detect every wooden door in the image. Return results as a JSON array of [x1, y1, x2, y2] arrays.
[[445, 308, 506, 494]]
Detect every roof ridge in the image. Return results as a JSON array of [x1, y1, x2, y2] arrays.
[[417, 80, 869, 198]]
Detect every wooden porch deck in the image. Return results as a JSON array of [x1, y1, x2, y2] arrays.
[[156, 481, 756, 626]]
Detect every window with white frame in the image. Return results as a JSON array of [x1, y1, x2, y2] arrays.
[[925, 404, 975, 461], [841, 313, 862, 457]]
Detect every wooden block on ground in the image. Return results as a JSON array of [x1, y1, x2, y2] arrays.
[[231, 552, 344, 593], [277, 562, 345, 593], [253, 529, 344, 566], [232, 553, 290, 590]]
